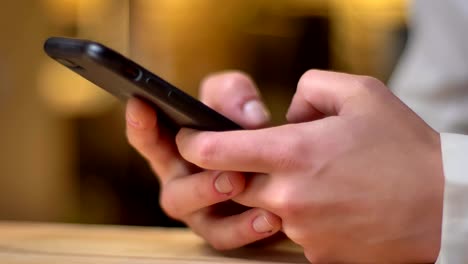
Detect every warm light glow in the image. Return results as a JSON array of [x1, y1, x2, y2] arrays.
[[41, 0, 78, 26], [38, 0, 129, 116], [37, 60, 116, 117]]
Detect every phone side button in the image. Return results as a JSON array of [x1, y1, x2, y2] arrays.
[[167, 90, 187, 108], [145, 77, 171, 97]]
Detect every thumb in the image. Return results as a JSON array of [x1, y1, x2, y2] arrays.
[[286, 70, 384, 123], [200, 71, 270, 129]]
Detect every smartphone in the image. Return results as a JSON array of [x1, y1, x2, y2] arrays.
[[43, 37, 242, 132]]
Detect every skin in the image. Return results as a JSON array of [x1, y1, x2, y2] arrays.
[[126, 71, 282, 250], [126, 70, 445, 263]]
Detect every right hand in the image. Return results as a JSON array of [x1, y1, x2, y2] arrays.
[[125, 71, 282, 250], [174, 70, 444, 263]]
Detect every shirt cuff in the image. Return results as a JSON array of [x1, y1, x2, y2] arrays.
[[436, 133, 468, 263]]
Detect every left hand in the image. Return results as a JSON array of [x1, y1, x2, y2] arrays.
[[126, 71, 282, 250], [175, 70, 445, 263]]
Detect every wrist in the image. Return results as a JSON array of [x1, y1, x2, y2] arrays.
[[418, 131, 444, 261]]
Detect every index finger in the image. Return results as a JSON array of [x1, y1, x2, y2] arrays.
[[176, 124, 311, 173]]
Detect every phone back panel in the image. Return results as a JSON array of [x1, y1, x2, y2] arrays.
[[44, 37, 242, 132]]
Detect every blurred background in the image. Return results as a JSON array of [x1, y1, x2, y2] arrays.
[[0, 0, 407, 226]]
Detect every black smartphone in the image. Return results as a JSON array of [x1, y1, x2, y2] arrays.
[[43, 37, 242, 132]]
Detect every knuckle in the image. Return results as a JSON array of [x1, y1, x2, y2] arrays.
[[185, 213, 205, 236], [193, 134, 220, 167], [353, 75, 386, 95], [270, 132, 306, 171], [218, 71, 257, 104], [209, 238, 233, 251], [193, 176, 212, 202], [274, 143, 295, 170], [127, 133, 156, 155], [301, 69, 320, 81], [222, 71, 254, 90], [274, 153, 297, 171], [297, 69, 317, 92], [285, 227, 308, 246], [268, 185, 303, 218], [278, 202, 303, 220], [267, 145, 291, 170], [199, 74, 219, 99], [201, 71, 253, 100], [207, 226, 250, 251], [196, 214, 252, 251], [304, 249, 331, 263], [159, 189, 181, 220], [200, 226, 239, 251]]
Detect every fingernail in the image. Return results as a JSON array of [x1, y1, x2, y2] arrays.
[[126, 111, 141, 128], [214, 172, 233, 194], [243, 100, 270, 125], [253, 215, 274, 233]]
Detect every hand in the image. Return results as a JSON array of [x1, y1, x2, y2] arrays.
[[125, 71, 281, 250], [176, 70, 445, 262]]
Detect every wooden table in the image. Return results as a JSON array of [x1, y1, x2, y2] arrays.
[[0, 222, 308, 264]]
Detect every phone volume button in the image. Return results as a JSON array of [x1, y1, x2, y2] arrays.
[[145, 77, 170, 97], [167, 89, 185, 103], [167, 90, 174, 98]]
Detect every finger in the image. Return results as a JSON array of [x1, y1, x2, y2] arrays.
[[286, 91, 325, 123], [188, 207, 282, 250], [126, 98, 189, 182], [176, 125, 308, 173], [232, 173, 271, 209], [286, 70, 384, 122], [200, 71, 270, 129], [160, 171, 245, 219]]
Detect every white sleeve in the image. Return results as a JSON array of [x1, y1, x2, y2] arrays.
[[436, 133, 468, 263], [389, 0, 468, 134]]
